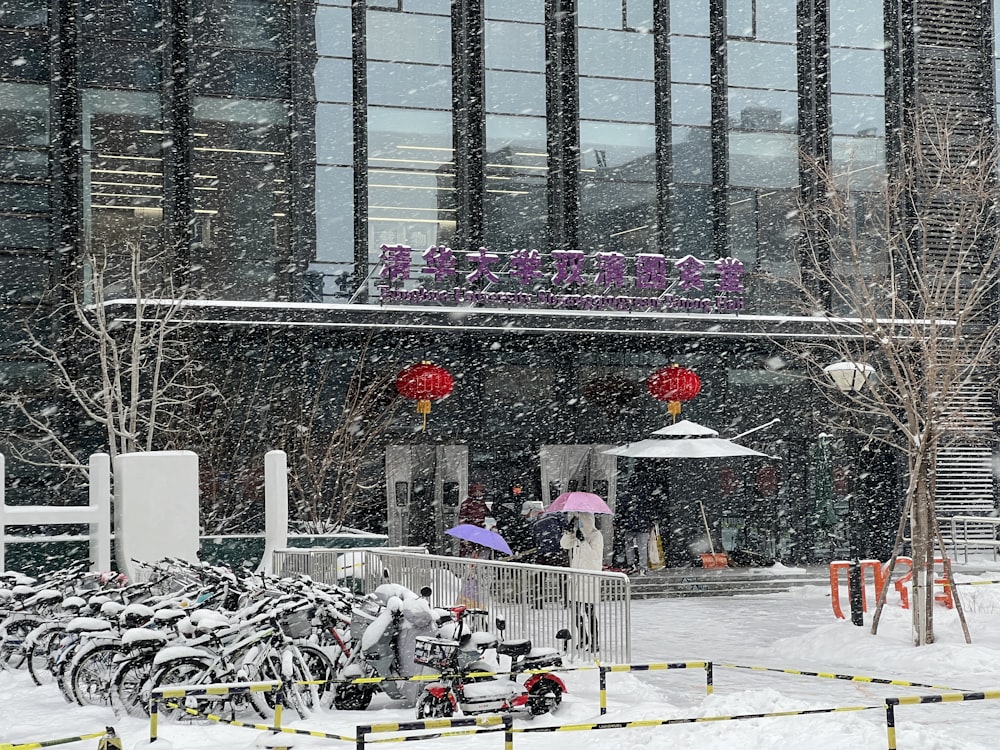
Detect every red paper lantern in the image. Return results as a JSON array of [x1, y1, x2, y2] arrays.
[[647, 364, 701, 420], [396, 361, 454, 430]]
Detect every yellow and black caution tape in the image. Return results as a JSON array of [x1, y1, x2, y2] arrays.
[[154, 681, 279, 699], [599, 661, 712, 714], [885, 688, 1000, 706], [511, 703, 882, 734], [715, 662, 965, 693], [603, 661, 709, 673], [357, 716, 511, 746], [157, 699, 357, 743], [321, 665, 587, 687], [1, 728, 116, 750]]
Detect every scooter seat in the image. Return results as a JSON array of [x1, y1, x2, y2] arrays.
[[497, 639, 531, 658]]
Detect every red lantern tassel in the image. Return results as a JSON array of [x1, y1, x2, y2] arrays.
[[417, 398, 432, 432], [668, 400, 681, 422]]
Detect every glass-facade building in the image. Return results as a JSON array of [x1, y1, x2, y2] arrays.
[[0, 0, 995, 566]]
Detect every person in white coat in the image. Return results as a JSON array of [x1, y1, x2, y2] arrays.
[[560, 511, 603, 651]]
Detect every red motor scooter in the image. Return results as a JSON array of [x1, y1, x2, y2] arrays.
[[413, 606, 566, 718]]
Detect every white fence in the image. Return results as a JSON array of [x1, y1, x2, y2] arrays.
[[0, 452, 112, 572], [943, 515, 1000, 563], [273, 547, 632, 663]]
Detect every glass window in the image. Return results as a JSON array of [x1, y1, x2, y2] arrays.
[[367, 11, 450, 65], [484, 20, 544, 72], [580, 122, 656, 253], [672, 83, 711, 126], [316, 166, 352, 263], [831, 134, 884, 189], [81, 0, 161, 38], [727, 41, 796, 91], [831, 94, 884, 136], [728, 0, 754, 37], [315, 58, 352, 103], [580, 78, 654, 123], [485, 0, 543, 23], [195, 50, 289, 97], [729, 131, 798, 187], [486, 71, 546, 116], [0, 149, 47, 179], [672, 126, 711, 185], [755, 0, 796, 43], [368, 107, 454, 258], [316, 103, 352, 163], [626, 0, 653, 31], [671, 36, 710, 84], [670, 0, 709, 36], [368, 61, 451, 109], [484, 114, 547, 250], [83, 90, 163, 260], [192, 0, 288, 50], [0, 252, 49, 301], [0, 216, 48, 247], [82, 42, 161, 89], [579, 29, 653, 79], [0, 82, 48, 147], [830, 0, 883, 49], [316, 5, 352, 57], [0, 0, 46, 29], [0, 182, 48, 212], [0, 31, 47, 82], [831, 48, 884, 96], [728, 88, 797, 130], [404, 0, 451, 14], [579, 0, 623, 29]]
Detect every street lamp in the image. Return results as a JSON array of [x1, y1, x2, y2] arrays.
[[823, 361, 875, 627]]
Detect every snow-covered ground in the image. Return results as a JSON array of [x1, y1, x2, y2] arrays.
[[5, 563, 1000, 749]]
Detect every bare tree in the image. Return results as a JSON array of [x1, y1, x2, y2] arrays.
[[782, 110, 1000, 644], [282, 333, 402, 532], [1, 242, 216, 483]]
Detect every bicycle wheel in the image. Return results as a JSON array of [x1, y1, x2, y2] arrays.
[[150, 657, 213, 721], [240, 654, 283, 720], [295, 643, 333, 708], [281, 649, 317, 720], [27, 624, 66, 686], [0, 616, 42, 670], [110, 654, 154, 717], [69, 643, 120, 707], [415, 690, 454, 718]]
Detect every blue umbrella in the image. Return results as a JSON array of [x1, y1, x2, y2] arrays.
[[445, 524, 513, 555]]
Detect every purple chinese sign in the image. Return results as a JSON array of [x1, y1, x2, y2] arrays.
[[376, 245, 746, 314]]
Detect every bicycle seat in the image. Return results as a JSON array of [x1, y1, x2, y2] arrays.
[[153, 608, 188, 623], [497, 639, 531, 658], [122, 627, 168, 646], [66, 616, 114, 633]]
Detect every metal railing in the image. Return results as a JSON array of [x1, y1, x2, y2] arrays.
[[272, 547, 631, 663], [944, 515, 1000, 563]]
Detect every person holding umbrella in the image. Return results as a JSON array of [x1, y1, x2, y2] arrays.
[[456, 484, 492, 557], [560, 509, 604, 652]]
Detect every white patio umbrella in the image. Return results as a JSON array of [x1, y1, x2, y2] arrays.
[[602, 419, 772, 459]]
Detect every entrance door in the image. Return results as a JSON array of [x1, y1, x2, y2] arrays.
[[539, 444, 617, 564], [385, 445, 468, 552]]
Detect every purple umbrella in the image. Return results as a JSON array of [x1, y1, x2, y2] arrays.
[[543, 491, 614, 515], [445, 524, 513, 555]]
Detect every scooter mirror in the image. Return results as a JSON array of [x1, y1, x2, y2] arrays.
[[495, 616, 506, 632], [420, 586, 432, 598]]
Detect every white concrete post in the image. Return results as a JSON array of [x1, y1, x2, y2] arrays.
[[114, 451, 200, 581], [257, 449, 289, 574], [88, 452, 112, 572]]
